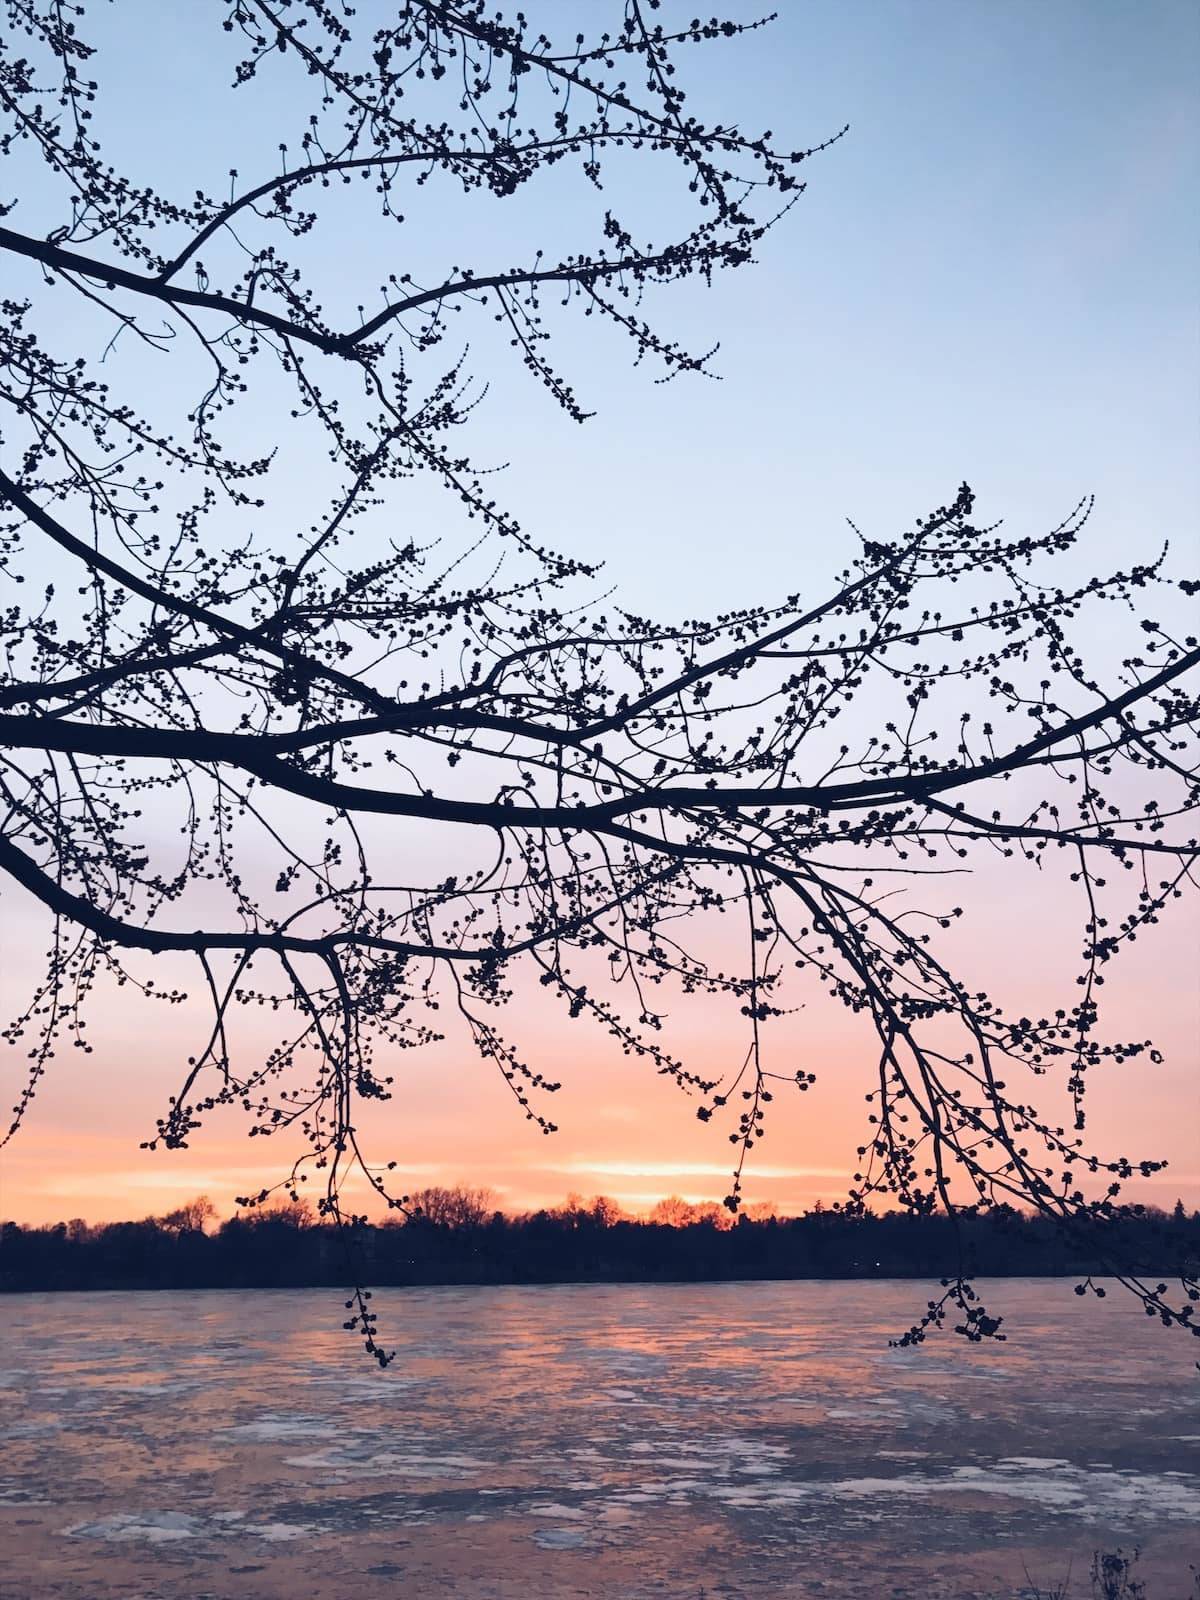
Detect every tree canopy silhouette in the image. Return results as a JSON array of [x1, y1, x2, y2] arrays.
[[4, 1191, 1197, 1297], [0, 1, 1196, 1361]]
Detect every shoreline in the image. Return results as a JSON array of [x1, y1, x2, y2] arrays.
[[0, 1266, 1182, 1294]]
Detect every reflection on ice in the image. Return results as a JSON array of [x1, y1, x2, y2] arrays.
[[2, 1280, 1197, 1593]]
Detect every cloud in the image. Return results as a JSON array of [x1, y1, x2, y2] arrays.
[[545, 1159, 850, 1181]]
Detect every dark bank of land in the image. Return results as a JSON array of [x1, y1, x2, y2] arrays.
[[2, 1194, 1197, 1293]]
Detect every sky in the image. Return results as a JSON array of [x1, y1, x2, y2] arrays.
[[1, 0, 1198, 1225]]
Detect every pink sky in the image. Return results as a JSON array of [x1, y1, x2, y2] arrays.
[[3, 853, 1196, 1227]]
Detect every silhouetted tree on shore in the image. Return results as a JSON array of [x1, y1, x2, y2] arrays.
[[0, 3, 1196, 1360], [157, 1195, 218, 1234]]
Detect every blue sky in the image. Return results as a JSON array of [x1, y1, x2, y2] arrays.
[[561, 0, 1200, 610], [49, 0, 1199, 614]]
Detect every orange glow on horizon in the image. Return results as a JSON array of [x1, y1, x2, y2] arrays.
[[2, 839, 1197, 1230]]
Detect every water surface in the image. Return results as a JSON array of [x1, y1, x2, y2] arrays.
[[1, 1280, 1197, 1598]]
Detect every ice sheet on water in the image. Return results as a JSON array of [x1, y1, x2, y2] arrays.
[[8, 1281, 1200, 1592], [63, 1511, 203, 1543], [695, 1462, 1200, 1522], [62, 1508, 316, 1545], [227, 1413, 337, 1442], [532, 1527, 587, 1549], [284, 1443, 488, 1480]]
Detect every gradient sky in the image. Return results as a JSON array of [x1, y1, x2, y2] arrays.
[[2, 0, 1197, 1224]]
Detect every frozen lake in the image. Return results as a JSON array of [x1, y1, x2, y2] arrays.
[[1, 1280, 1197, 1598]]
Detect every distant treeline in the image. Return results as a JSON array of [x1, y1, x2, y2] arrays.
[[2, 1189, 1197, 1292]]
